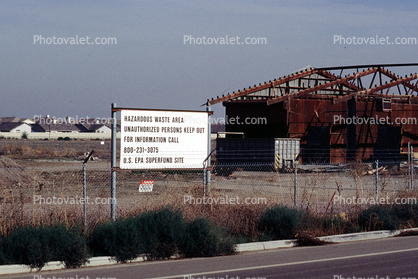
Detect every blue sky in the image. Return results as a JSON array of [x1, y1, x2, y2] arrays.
[[1, 0, 417, 119]]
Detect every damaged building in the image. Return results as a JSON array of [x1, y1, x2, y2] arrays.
[[206, 64, 418, 163]]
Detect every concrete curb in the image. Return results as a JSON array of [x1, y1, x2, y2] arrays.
[[235, 227, 418, 252], [1, 228, 417, 275]]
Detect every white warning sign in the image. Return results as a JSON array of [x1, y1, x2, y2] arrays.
[[120, 109, 209, 169], [138, 180, 154, 192]]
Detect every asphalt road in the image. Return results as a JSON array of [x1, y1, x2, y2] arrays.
[[2, 236, 418, 279]]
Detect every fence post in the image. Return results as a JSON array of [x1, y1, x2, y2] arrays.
[[412, 146, 414, 190], [111, 103, 117, 221], [82, 150, 94, 233], [206, 105, 211, 195], [408, 142, 411, 190], [203, 164, 206, 197], [294, 160, 298, 208], [375, 159, 379, 201], [83, 162, 86, 231]]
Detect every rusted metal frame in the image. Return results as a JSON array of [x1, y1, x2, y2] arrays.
[[356, 76, 363, 90], [346, 72, 362, 91], [379, 67, 418, 96], [405, 84, 413, 96], [285, 86, 351, 93], [397, 84, 403, 95], [357, 101, 369, 148], [272, 82, 278, 97], [359, 100, 375, 157], [300, 77, 334, 82], [362, 126, 375, 158], [379, 67, 398, 80], [379, 68, 383, 94], [276, 85, 286, 97], [402, 83, 409, 95], [297, 95, 335, 100], [403, 80, 418, 95], [206, 68, 319, 105], [333, 127, 344, 147], [369, 70, 378, 89], [267, 68, 378, 106], [285, 81, 290, 97], [319, 63, 418, 71], [334, 73, 418, 104], [318, 69, 361, 92]]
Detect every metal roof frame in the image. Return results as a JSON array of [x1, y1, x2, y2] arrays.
[[206, 63, 418, 106]]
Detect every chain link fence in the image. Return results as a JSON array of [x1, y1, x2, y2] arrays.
[[0, 139, 417, 235]]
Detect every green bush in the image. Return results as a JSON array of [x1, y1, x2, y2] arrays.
[[89, 207, 185, 262], [258, 205, 302, 240], [88, 217, 143, 263], [2, 226, 51, 269], [46, 226, 88, 268], [392, 204, 418, 226], [179, 218, 235, 257], [137, 207, 185, 260], [0, 236, 5, 265], [1, 225, 87, 269], [88, 207, 236, 262], [358, 205, 397, 231]]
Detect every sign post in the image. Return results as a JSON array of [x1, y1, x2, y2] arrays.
[[110, 105, 211, 220], [111, 103, 117, 220]]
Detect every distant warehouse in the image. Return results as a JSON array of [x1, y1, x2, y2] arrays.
[[206, 64, 418, 163]]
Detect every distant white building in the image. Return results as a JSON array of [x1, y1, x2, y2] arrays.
[[76, 123, 112, 133], [0, 122, 32, 134]]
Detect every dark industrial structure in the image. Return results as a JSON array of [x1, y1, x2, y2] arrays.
[[206, 64, 418, 163]]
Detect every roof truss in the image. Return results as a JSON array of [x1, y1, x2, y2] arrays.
[[206, 64, 418, 106]]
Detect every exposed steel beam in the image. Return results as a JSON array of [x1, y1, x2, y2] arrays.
[[318, 63, 418, 71], [316, 69, 361, 92], [266, 68, 378, 106], [206, 68, 318, 105], [379, 68, 418, 95], [206, 65, 418, 106], [333, 73, 418, 104]]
